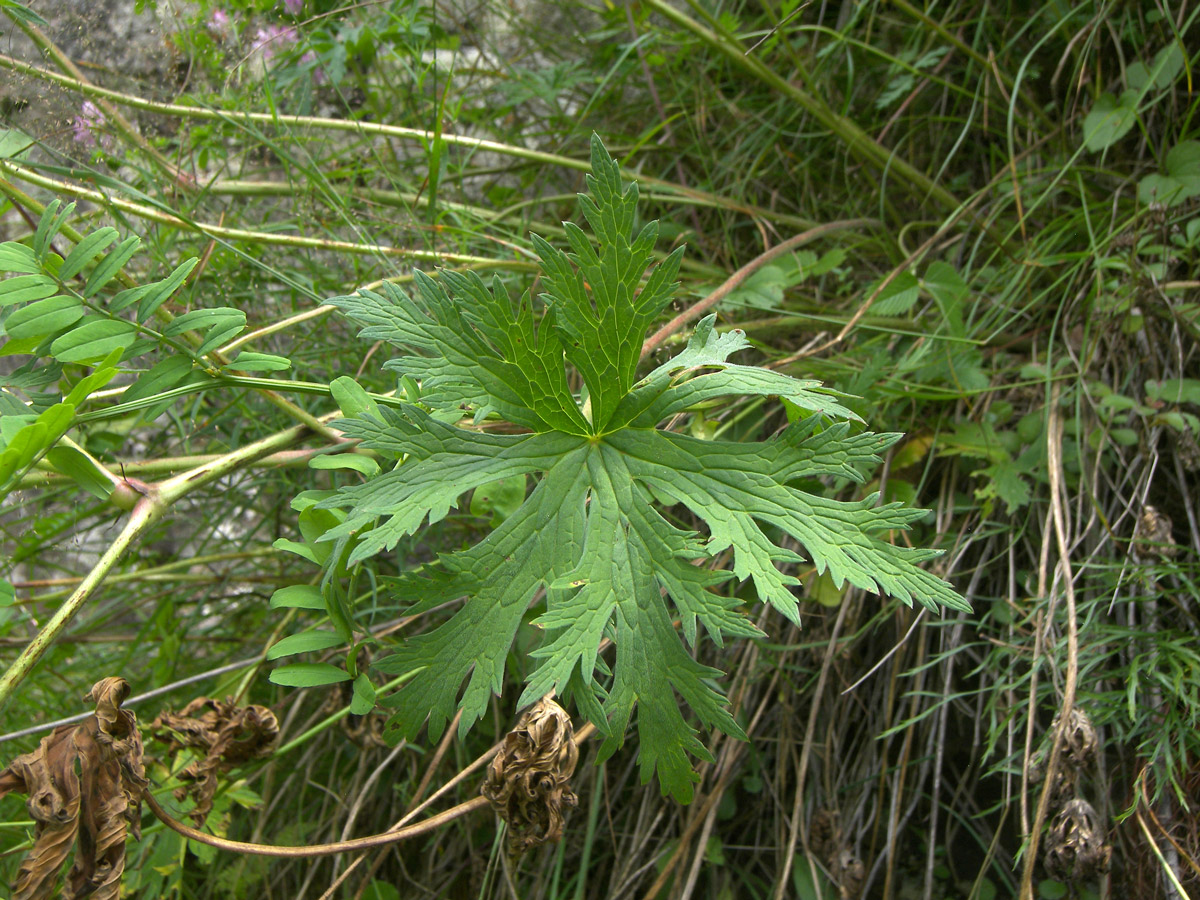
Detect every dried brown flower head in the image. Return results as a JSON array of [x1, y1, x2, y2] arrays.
[[151, 696, 278, 826], [0, 677, 147, 900], [1135, 505, 1177, 559], [1056, 707, 1098, 771], [1044, 798, 1111, 883], [481, 698, 579, 857]]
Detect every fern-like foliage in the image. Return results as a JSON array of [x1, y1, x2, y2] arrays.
[[319, 135, 967, 801]]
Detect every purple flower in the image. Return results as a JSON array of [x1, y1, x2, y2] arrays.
[[283, 0, 302, 13], [72, 101, 107, 149], [207, 9, 232, 38], [251, 24, 297, 64]]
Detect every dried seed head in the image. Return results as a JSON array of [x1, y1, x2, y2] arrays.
[[1044, 798, 1111, 883], [0, 676, 146, 900], [832, 849, 865, 899], [1056, 707, 1098, 771], [151, 697, 279, 826], [481, 698, 579, 857], [809, 808, 840, 860], [1135, 505, 1177, 559], [1028, 754, 1077, 807]]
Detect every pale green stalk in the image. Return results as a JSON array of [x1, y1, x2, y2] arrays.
[[0, 421, 315, 707]]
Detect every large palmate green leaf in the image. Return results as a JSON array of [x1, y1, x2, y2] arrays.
[[316, 135, 967, 801]]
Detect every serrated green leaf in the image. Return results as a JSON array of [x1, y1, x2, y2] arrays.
[[50, 318, 137, 363], [266, 631, 345, 660], [59, 227, 118, 282], [83, 235, 141, 297], [270, 584, 327, 609], [268, 663, 352, 687], [314, 134, 965, 801], [5, 295, 83, 339]]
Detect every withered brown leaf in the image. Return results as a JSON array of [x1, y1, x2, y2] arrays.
[[151, 696, 278, 826], [0, 677, 147, 900], [481, 697, 579, 857]]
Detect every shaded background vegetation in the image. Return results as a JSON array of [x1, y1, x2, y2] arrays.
[[1, 0, 1199, 898]]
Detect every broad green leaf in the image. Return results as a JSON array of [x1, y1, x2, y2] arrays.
[[1082, 91, 1138, 152], [330, 375, 380, 420], [1138, 140, 1200, 207], [64, 349, 121, 406], [122, 355, 195, 404], [268, 662, 352, 687], [314, 135, 965, 801], [266, 631, 345, 660], [83, 235, 141, 297], [0, 242, 40, 275], [5, 295, 83, 339], [50, 318, 137, 363], [270, 584, 327, 609], [44, 446, 114, 499], [59, 227, 118, 282], [1126, 43, 1184, 92], [469, 473, 526, 525], [228, 351, 291, 372], [0, 274, 58, 306], [0, 579, 13, 607], [350, 673, 376, 715], [309, 454, 380, 477], [136, 257, 199, 321], [273, 537, 320, 564], [0, 0, 48, 27], [34, 200, 75, 261], [869, 271, 920, 316], [162, 307, 246, 355]]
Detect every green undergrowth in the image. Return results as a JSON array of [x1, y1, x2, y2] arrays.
[[1, 0, 1198, 898]]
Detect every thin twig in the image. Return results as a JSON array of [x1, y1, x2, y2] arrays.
[[639, 219, 878, 360]]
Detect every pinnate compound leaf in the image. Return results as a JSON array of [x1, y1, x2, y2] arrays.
[[313, 134, 965, 802]]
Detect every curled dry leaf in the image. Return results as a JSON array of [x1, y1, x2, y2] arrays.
[[1044, 798, 1111, 882], [0, 677, 147, 900], [481, 697, 579, 857], [151, 696, 279, 826]]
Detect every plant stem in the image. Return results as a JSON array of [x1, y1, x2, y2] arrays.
[[0, 422, 316, 708], [0, 51, 817, 231], [144, 790, 490, 857]]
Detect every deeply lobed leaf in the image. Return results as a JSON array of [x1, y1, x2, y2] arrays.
[[317, 134, 965, 801]]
